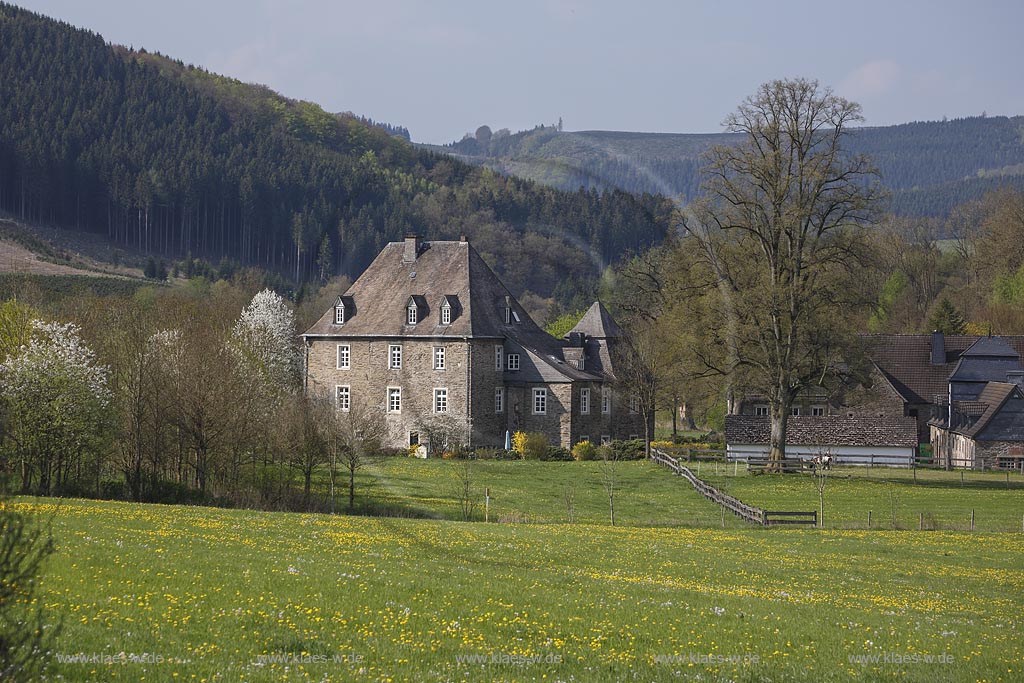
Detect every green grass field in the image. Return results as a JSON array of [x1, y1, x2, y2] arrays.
[[14, 497, 1023, 683], [345, 458, 746, 528], [699, 465, 1024, 532], [339, 458, 1024, 533]]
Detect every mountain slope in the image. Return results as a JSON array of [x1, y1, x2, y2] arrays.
[[0, 3, 673, 309], [427, 117, 1024, 216]]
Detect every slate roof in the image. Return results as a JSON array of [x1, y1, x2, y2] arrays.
[[303, 239, 603, 382], [864, 334, 1024, 405], [725, 415, 918, 449], [960, 382, 1022, 438], [568, 302, 622, 339]]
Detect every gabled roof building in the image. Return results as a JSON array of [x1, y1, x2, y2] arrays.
[[726, 332, 1024, 468], [302, 236, 647, 452]]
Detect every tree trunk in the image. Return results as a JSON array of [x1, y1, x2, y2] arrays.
[[768, 402, 789, 470], [348, 464, 355, 511]]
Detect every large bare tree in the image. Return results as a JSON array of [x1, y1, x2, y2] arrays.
[[683, 78, 881, 463]]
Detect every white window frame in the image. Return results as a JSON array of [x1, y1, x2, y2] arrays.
[[811, 405, 826, 417], [334, 306, 345, 324], [629, 434, 639, 440], [504, 307, 512, 324], [407, 306, 417, 325], [433, 346, 446, 370], [495, 346, 503, 371], [507, 353, 520, 371], [791, 406, 801, 416], [434, 387, 448, 413], [441, 305, 451, 325], [336, 344, 350, 370], [335, 385, 350, 412], [629, 395, 639, 414], [601, 387, 611, 414], [533, 387, 547, 415], [494, 387, 504, 414], [389, 344, 402, 369], [580, 435, 589, 444], [754, 404, 769, 417], [387, 387, 401, 413], [580, 387, 590, 415], [600, 435, 611, 445]]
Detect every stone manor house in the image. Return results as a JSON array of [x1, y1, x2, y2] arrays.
[[302, 236, 647, 452]]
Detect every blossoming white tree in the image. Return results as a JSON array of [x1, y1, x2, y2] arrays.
[[231, 288, 301, 393], [0, 320, 112, 495]]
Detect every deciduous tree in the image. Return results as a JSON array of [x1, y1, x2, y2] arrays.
[[682, 78, 881, 463]]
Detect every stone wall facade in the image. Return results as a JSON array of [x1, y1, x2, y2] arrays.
[[307, 337, 649, 451]]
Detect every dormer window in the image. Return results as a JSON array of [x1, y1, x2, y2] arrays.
[[504, 307, 511, 324], [333, 297, 347, 325], [405, 296, 419, 326], [438, 295, 457, 326]]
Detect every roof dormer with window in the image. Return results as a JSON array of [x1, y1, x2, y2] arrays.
[[439, 295, 457, 326], [406, 296, 419, 326], [333, 296, 349, 325]]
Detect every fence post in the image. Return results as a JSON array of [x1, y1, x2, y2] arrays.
[[919, 512, 923, 531], [867, 510, 871, 529], [971, 509, 975, 531]]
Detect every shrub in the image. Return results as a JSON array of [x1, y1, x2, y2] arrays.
[[572, 440, 597, 461], [543, 446, 573, 461], [519, 432, 549, 460], [609, 439, 647, 461], [511, 431, 528, 458]]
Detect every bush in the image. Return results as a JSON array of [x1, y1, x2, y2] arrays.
[[511, 431, 528, 457], [474, 447, 515, 460], [98, 479, 126, 500], [572, 440, 597, 461], [670, 432, 714, 445], [519, 432, 549, 460], [543, 446, 573, 461], [609, 439, 647, 461]]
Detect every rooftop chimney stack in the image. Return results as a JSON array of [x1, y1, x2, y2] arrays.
[[1008, 371, 1024, 390], [930, 330, 945, 365], [403, 234, 420, 263]]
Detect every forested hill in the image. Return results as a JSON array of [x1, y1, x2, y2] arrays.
[[429, 116, 1024, 217], [0, 3, 672, 310]]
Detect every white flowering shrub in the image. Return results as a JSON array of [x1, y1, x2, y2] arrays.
[[231, 289, 301, 391], [0, 320, 112, 495]]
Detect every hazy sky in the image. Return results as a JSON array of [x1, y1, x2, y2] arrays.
[[19, 1, 1024, 143]]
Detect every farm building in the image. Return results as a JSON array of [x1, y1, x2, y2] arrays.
[[926, 337, 1024, 469], [728, 333, 1024, 467], [725, 415, 919, 466], [301, 236, 648, 452]]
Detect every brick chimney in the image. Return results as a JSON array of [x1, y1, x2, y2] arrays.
[[403, 234, 419, 263], [930, 330, 945, 365]]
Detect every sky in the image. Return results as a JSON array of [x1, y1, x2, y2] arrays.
[[19, 0, 1024, 144]]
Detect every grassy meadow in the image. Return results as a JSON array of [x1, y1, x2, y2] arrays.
[[345, 458, 747, 528], [341, 458, 1024, 532], [699, 465, 1024, 532], [14, 496, 1023, 683]]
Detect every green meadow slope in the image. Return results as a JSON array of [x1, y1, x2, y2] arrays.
[[16, 496, 1024, 683]]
